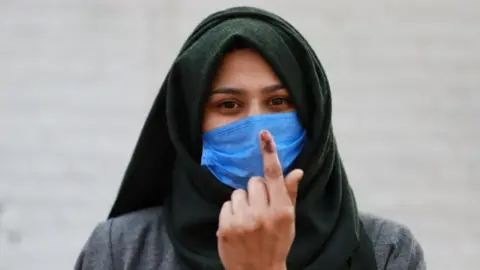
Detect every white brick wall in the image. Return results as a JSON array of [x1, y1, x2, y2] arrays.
[[0, 0, 478, 269]]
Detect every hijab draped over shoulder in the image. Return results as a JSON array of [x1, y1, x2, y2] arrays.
[[108, 6, 377, 270]]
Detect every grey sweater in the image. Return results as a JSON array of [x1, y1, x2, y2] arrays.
[[75, 207, 426, 270]]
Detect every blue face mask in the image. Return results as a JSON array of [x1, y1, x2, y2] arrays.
[[201, 112, 306, 190]]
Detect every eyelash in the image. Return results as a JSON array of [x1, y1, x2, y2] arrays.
[[217, 100, 240, 109], [268, 97, 291, 106], [216, 97, 292, 109]]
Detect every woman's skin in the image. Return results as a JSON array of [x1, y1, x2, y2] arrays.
[[204, 48, 304, 270], [203, 48, 295, 132]]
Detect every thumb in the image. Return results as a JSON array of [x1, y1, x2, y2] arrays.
[[284, 169, 304, 206]]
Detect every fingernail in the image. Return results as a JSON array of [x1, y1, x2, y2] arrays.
[[260, 130, 269, 141]]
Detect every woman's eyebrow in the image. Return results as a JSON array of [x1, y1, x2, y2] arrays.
[[211, 84, 285, 95], [262, 84, 285, 93], [210, 88, 244, 95], [210, 84, 285, 96]]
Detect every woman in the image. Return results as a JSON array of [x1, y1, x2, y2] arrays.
[[75, 6, 426, 270]]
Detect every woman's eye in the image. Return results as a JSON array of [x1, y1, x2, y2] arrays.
[[269, 97, 289, 106], [219, 101, 239, 109]]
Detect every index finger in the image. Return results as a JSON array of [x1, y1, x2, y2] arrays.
[[259, 130, 290, 205]]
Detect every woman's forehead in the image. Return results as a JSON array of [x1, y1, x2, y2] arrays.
[[211, 48, 282, 91]]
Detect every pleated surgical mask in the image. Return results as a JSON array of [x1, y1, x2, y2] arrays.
[[201, 112, 305, 189]]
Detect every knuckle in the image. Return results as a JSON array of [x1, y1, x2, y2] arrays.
[[226, 219, 244, 236], [247, 177, 265, 192], [233, 214, 253, 235], [244, 222, 262, 233], [221, 201, 231, 209], [251, 209, 267, 220], [272, 207, 295, 223], [234, 222, 251, 236], [220, 201, 231, 214], [264, 166, 282, 177], [238, 211, 264, 233], [231, 189, 246, 199], [247, 217, 265, 233], [217, 226, 233, 238], [248, 176, 262, 186], [233, 227, 246, 236]]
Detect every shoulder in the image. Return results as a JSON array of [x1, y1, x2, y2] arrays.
[[360, 212, 426, 270], [75, 215, 115, 270], [108, 206, 166, 242], [75, 207, 174, 270]]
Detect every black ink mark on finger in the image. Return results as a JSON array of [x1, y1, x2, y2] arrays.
[[260, 130, 275, 154], [263, 139, 274, 154]]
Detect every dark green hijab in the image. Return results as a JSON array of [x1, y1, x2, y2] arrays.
[[108, 6, 377, 270]]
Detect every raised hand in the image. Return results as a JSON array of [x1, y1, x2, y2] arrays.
[[217, 130, 304, 270]]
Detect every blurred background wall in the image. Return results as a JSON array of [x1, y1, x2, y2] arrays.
[[0, 0, 478, 269]]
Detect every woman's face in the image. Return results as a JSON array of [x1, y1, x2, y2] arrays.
[[203, 48, 295, 132]]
